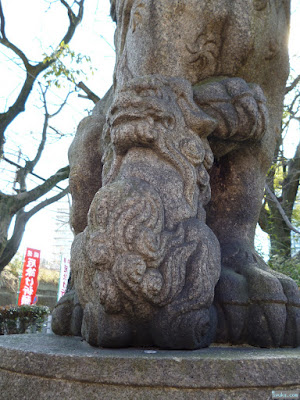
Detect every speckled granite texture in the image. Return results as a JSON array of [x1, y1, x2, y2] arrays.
[[0, 334, 299, 399]]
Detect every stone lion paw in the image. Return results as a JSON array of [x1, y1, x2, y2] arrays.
[[214, 245, 300, 347]]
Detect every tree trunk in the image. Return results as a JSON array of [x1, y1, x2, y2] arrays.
[[0, 209, 27, 271], [259, 140, 300, 258]]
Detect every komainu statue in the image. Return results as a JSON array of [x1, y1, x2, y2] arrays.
[[52, 0, 300, 349]]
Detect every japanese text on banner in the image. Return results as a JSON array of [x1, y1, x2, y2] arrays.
[[18, 248, 41, 306]]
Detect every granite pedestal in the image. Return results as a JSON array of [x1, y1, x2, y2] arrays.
[[0, 334, 299, 399]]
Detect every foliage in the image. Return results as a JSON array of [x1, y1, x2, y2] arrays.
[[6, 254, 23, 277], [0, 305, 49, 335], [38, 268, 59, 286], [4, 254, 60, 285], [43, 41, 94, 89], [259, 70, 300, 258], [269, 253, 300, 286], [0, 267, 18, 292]]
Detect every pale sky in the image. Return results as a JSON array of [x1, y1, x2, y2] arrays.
[[1, 0, 116, 262], [1, 0, 299, 263]]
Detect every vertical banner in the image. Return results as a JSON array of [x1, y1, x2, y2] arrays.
[[18, 248, 41, 306], [57, 255, 70, 301]]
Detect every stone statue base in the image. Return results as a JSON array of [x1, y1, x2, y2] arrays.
[[0, 335, 299, 399]]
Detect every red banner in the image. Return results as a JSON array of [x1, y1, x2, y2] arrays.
[[18, 248, 41, 306]]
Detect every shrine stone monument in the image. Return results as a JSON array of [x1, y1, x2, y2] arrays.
[[52, 0, 300, 350]]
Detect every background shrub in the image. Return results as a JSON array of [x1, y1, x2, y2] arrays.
[[0, 305, 49, 335]]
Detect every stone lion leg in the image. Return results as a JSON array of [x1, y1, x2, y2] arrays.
[[81, 303, 133, 348], [52, 92, 112, 337], [152, 306, 217, 350], [151, 219, 220, 350], [207, 145, 300, 347], [60, 76, 222, 350]]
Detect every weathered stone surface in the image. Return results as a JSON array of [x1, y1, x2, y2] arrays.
[[52, 0, 300, 349], [68, 87, 113, 234], [70, 76, 221, 349], [0, 335, 299, 399]]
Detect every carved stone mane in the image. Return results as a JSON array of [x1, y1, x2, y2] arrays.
[[70, 76, 221, 348]]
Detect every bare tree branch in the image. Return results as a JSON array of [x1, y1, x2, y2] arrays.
[[0, 1, 30, 69], [0, 0, 86, 271], [282, 141, 300, 218], [0, 209, 27, 270], [285, 74, 300, 94], [14, 166, 69, 211], [0, 163, 69, 270], [3, 85, 69, 193], [286, 93, 300, 115], [19, 85, 50, 183], [26, 186, 69, 219], [77, 81, 100, 104], [48, 126, 64, 137], [2, 156, 65, 190], [54, 0, 84, 54], [0, 187, 69, 269], [265, 183, 300, 235], [0, 0, 5, 39], [32, 88, 49, 165], [50, 90, 72, 117], [0, 0, 85, 158]]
